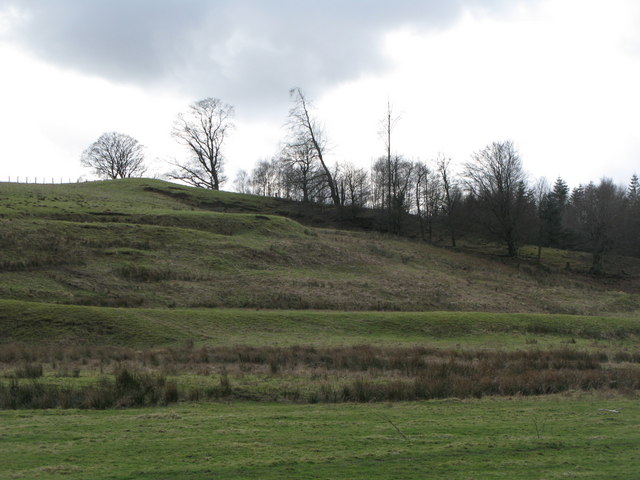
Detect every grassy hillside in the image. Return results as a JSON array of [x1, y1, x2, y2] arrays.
[[2, 299, 639, 348], [2, 179, 638, 480], [1, 178, 639, 314]]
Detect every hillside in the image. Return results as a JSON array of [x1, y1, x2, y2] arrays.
[[0, 178, 639, 314]]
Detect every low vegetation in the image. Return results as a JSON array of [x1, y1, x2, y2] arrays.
[[1, 179, 639, 478], [1, 343, 639, 409], [3, 397, 639, 479], [1, 179, 639, 313], [2, 299, 640, 347]]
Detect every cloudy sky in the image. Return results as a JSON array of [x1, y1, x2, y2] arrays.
[[0, 0, 638, 189]]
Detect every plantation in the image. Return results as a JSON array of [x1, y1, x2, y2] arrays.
[[1, 179, 639, 478]]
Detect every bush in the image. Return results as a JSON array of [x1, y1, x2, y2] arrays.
[[12, 363, 43, 379]]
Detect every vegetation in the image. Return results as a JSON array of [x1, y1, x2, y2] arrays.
[[1, 179, 639, 478], [0, 179, 638, 313], [2, 396, 639, 479], [1, 342, 639, 409]]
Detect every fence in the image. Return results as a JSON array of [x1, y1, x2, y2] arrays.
[[2, 176, 86, 184]]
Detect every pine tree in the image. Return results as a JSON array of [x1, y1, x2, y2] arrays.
[[540, 177, 570, 248], [628, 174, 639, 203]]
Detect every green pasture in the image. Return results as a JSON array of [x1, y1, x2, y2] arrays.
[[1, 395, 638, 479], [2, 300, 639, 348]]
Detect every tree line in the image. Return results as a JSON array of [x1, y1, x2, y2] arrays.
[[79, 89, 639, 273]]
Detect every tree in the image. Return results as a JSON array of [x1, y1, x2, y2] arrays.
[[287, 88, 340, 206], [251, 158, 282, 197], [413, 161, 443, 243], [372, 155, 413, 233], [463, 141, 529, 257], [566, 178, 627, 274], [337, 162, 370, 208], [436, 155, 461, 247], [626, 174, 640, 256], [280, 135, 325, 203], [628, 174, 639, 203], [539, 177, 569, 249], [233, 169, 251, 194], [80, 132, 146, 179], [170, 98, 233, 190], [532, 177, 551, 263], [381, 101, 400, 213]]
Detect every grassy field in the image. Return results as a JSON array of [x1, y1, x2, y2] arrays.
[[2, 179, 640, 478], [1, 300, 639, 408], [2, 299, 640, 348], [2, 395, 638, 479], [1, 179, 639, 313]]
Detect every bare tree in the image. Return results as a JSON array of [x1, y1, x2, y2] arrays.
[[287, 88, 340, 206], [414, 160, 442, 243], [170, 98, 233, 190], [280, 135, 325, 203], [380, 101, 400, 213], [436, 155, 461, 247], [373, 155, 414, 233], [233, 169, 252, 194], [464, 141, 529, 257], [80, 132, 146, 179], [251, 158, 282, 197], [338, 162, 370, 208]]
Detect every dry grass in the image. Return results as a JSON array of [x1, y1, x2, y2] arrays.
[[1, 343, 638, 408]]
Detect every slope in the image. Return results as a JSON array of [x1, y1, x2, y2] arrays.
[[0, 178, 638, 314]]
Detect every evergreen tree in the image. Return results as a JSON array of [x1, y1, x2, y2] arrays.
[[628, 174, 639, 203], [540, 177, 569, 248]]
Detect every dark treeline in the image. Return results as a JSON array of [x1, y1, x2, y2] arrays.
[[234, 139, 639, 275]]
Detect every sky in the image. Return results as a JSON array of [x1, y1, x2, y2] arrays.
[[0, 0, 638, 189]]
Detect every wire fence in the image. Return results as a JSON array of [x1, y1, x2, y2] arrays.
[[2, 176, 86, 184]]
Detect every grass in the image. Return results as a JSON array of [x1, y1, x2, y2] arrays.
[[1, 395, 639, 479], [2, 300, 640, 348], [2, 344, 639, 408], [1, 179, 639, 476], [1, 179, 639, 313]]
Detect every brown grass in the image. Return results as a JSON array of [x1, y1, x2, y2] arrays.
[[1, 343, 638, 408]]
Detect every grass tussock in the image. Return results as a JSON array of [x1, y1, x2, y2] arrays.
[[1, 344, 638, 408], [0, 367, 178, 409]]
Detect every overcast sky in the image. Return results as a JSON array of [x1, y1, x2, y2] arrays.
[[0, 0, 638, 189]]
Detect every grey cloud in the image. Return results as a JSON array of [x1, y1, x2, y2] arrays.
[[2, 0, 532, 114]]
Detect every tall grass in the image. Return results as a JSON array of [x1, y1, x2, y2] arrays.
[[0, 367, 178, 409], [1, 344, 638, 408]]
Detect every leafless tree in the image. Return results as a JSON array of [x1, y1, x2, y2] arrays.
[[251, 158, 282, 197], [436, 155, 461, 247], [414, 161, 443, 243], [464, 141, 529, 257], [233, 169, 252, 194], [80, 132, 146, 179], [287, 88, 340, 206], [380, 101, 401, 213], [372, 155, 413, 233], [170, 98, 233, 190], [280, 135, 325, 203], [338, 162, 370, 208]]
